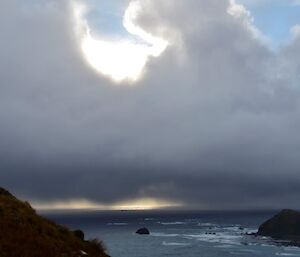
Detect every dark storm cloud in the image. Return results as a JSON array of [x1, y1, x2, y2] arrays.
[[1, 0, 300, 209]]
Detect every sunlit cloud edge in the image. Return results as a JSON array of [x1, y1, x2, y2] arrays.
[[72, 0, 169, 83], [32, 198, 183, 211]]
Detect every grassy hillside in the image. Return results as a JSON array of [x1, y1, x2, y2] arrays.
[[0, 188, 109, 257]]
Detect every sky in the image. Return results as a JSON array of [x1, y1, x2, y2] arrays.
[[238, 0, 300, 48], [1, 0, 300, 210]]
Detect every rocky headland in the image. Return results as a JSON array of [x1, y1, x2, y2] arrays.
[[254, 209, 300, 246], [0, 187, 109, 257]]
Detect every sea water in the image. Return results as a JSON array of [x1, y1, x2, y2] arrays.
[[43, 210, 300, 257]]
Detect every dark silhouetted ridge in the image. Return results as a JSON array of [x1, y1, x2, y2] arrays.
[[0, 187, 13, 197], [0, 188, 110, 257]]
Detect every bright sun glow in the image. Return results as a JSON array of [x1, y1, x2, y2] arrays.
[[74, 1, 168, 83], [32, 198, 182, 211]]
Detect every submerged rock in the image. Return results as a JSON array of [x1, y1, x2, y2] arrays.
[[257, 209, 300, 243], [136, 227, 150, 235]]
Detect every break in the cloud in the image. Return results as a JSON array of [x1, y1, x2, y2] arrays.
[[238, 0, 300, 6], [237, 0, 300, 48], [76, 0, 168, 82], [0, 0, 300, 210]]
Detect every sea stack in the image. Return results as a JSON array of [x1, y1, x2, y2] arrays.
[[136, 227, 150, 235]]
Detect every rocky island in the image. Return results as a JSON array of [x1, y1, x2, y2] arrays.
[[0, 187, 109, 257], [256, 209, 300, 246]]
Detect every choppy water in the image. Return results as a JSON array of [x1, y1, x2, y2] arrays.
[[43, 210, 300, 257]]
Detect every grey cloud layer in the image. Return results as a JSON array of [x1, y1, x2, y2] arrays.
[[1, 0, 300, 209]]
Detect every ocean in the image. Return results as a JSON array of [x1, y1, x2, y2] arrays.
[[43, 210, 300, 257]]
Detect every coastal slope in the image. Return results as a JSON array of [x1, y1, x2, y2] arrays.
[[0, 188, 109, 257]]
